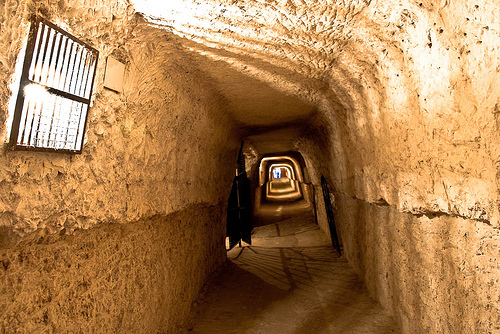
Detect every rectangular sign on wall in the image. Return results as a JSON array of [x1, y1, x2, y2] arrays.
[[103, 57, 125, 93]]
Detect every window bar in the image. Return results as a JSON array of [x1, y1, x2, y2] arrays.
[[27, 98, 42, 146], [17, 99, 30, 144], [87, 51, 98, 99], [56, 37, 70, 91], [37, 25, 52, 84], [63, 99, 75, 149], [68, 46, 79, 94], [72, 47, 85, 96], [75, 104, 87, 150], [76, 50, 89, 97], [24, 102, 37, 145], [49, 97, 62, 147], [51, 33, 64, 87], [22, 103, 33, 146], [32, 95, 49, 147], [81, 53, 93, 98], [53, 99, 63, 149], [9, 16, 39, 146], [47, 32, 62, 87], [46, 92, 61, 147], [40, 28, 56, 85], [79, 51, 98, 148], [66, 44, 79, 93], [54, 36, 68, 89], [63, 41, 75, 93], [29, 22, 43, 80], [43, 94, 57, 147], [61, 41, 74, 92], [84, 54, 97, 99], [33, 26, 44, 81], [78, 51, 89, 97], [75, 47, 86, 96], [74, 102, 85, 150], [30, 22, 45, 81]]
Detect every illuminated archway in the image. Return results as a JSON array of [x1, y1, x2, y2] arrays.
[[254, 152, 314, 221]]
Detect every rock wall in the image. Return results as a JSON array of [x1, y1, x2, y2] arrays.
[[140, 0, 500, 223], [298, 112, 500, 333], [282, 1, 500, 332], [1, 0, 499, 332], [334, 193, 500, 334], [0, 1, 239, 332], [0, 0, 237, 235], [157, 1, 499, 329], [317, 0, 500, 227], [0, 204, 227, 333]]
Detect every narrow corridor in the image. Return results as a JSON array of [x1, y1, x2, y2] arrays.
[[186, 216, 400, 334]]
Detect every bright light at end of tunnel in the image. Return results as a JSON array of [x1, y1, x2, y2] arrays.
[[273, 168, 282, 179]]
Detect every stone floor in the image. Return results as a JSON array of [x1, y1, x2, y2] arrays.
[[185, 216, 400, 334]]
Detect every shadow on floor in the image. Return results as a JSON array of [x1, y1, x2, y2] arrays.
[[185, 260, 288, 333], [185, 217, 400, 334]]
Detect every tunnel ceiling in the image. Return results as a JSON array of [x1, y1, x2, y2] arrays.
[[185, 53, 317, 127], [130, 0, 342, 128], [128, 0, 500, 225], [245, 125, 308, 155]]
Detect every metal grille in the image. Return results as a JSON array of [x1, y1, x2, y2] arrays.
[[321, 175, 341, 255], [10, 16, 99, 153]]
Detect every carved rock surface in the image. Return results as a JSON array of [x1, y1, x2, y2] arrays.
[[0, 1, 237, 333], [0, 0, 499, 333]]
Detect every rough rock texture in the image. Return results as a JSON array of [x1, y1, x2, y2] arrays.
[[137, 0, 500, 226], [0, 204, 226, 333], [300, 122, 500, 333], [0, 2, 235, 232], [1, 0, 499, 333], [335, 194, 500, 334], [0, 1, 239, 332], [132, 0, 498, 332], [0, 0, 238, 235]]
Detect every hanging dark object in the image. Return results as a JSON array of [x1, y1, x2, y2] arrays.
[[226, 141, 253, 250], [321, 175, 341, 255]]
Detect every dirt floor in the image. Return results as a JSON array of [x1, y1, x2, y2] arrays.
[[185, 216, 400, 334]]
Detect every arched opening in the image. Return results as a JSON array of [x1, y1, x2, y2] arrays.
[[253, 151, 314, 226]]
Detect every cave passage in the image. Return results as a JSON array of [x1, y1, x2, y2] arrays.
[[253, 152, 315, 225], [212, 151, 398, 333], [189, 215, 399, 334], [0, 1, 498, 334]]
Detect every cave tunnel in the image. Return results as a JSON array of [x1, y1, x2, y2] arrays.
[[253, 151, 314, 223], [0, 1, 499, 333]]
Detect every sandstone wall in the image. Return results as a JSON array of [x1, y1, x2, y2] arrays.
[[298, 112, 500, 333], [280, 2, 500, 332], [152, 1, 499, 329], [334, 193, 500, 334], [0, 1, 238, 332], [145, 0, 500, 224], [0, 204, 226, 333], [317, 0, 500, 227], [0, 0, 237, 235]]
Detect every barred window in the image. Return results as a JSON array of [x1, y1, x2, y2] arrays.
[[9, 16, 99, 153]]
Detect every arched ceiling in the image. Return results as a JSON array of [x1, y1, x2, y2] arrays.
[[129, 0, 356, 128], [128, 0, 500, 224]]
